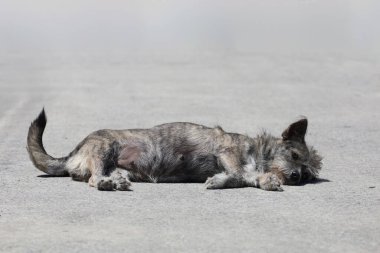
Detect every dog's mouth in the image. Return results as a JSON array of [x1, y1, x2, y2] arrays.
[[285, 179, 301, 185]]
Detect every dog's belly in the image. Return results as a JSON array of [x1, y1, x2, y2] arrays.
[[155, 152, 221, 183], [113, 124, 226, 183], [117, 144, 221, 183]]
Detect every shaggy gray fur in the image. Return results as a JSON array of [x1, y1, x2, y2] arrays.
[[27, 110, 322, 191]]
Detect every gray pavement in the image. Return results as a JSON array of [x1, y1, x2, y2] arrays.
[[0, 51, 379, 252]]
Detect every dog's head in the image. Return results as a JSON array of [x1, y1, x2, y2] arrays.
[[271, 118, 322, 185]]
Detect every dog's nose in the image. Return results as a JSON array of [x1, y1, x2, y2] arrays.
[[290, 171, 300, 181]]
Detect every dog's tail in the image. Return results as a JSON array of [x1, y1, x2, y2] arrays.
[[27, 109, 69, 176]]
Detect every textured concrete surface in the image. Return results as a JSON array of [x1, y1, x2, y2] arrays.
[[0, 51, 379, 252]]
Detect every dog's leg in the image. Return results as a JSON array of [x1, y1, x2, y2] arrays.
[[205, 172, 245, 189], [205, 148, 284, 191], [86, 155, 131, 191], [205, 148, 247, 189], [236, 171, 284, 191], [205, 171, 283, 191]]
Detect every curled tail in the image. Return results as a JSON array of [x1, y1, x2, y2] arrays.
[[27, 109, 69, 176]]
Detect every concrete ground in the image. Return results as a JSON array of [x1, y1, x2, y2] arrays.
[[0, 51, 379, 252]]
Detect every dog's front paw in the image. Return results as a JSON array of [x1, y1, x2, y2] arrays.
[[205, 173, 228, 189], [205, 177, 219, 189], [258, 173, 284, 192]]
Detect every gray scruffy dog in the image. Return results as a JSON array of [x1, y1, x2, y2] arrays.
[[27, 109, 322, 191]]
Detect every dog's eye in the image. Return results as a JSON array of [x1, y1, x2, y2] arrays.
[[291, 152, 299, 160]]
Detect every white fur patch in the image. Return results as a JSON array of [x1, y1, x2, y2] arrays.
[[243, 155, 259, 187], [66, 154, 89, 177], [243, 155, 256, 173]]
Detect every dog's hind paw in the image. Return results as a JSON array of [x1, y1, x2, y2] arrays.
[[113, 177, 131, 191], [96, 178, 131, 191], [97, 179, 114, 191], [112, 170, 132, 191], [96, 170, 132, 191]]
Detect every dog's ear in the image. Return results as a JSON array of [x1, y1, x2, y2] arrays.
[[282, 118, 308, 143]]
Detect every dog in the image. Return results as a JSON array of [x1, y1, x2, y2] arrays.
[[27, 109, 322, 191]]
